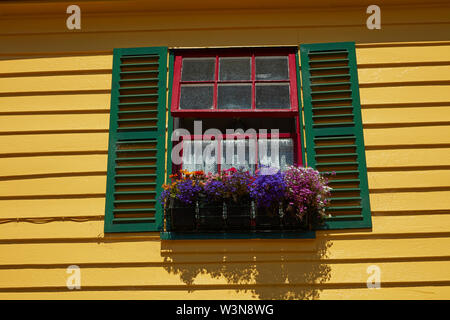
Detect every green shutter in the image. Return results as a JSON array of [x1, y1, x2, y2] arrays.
[[300, 42, 372, 230], [104, 47, 168, 233]]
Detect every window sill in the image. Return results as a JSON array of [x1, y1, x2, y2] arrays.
[[160, 230, 315, 240]]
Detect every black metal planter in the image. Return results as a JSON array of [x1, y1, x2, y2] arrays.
[[167, 199, 320, 233], [254, 202, 310, 231], [225, 201, 252, 230], [168, 200, 196, 232], [197, 202, 225, 231], [281, 212, 302, 230], [255, 203, 282, 231], [197, 201, 253, 231]]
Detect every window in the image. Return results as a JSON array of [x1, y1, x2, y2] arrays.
[[103, 42, 373, 236], [171, 47, 302, 177], [171, 48, 299, 116]]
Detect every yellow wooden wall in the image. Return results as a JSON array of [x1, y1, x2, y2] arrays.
[[0, 2, 449, 299]]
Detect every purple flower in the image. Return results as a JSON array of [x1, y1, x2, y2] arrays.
[[176, 179, 202, 205], [283, 166, 332, 223], [159, 188, 171, 206], [204, 179, 227, 203], [158, 170, 206, 207], [203, 168, 253, 204], [250, 168, 286, 208]]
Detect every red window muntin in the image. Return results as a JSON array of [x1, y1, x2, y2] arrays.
[[173, 132, 302, 174], [171, 47, 299, 117]]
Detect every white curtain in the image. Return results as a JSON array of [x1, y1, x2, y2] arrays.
[[258, 138, 293, 172], [182, 140, 218, 174], [221, 139, 256, 173], [182, 138, 293, 174]]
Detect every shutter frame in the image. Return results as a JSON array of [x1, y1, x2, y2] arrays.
[[166, 51, 175, 185], [300, 42, 372, 230], [295, 49, 307, 166], [104, 46, 168, 233]]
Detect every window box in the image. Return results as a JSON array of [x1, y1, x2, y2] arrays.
[[254, 203, 305, 231], [197, 202, 225, 231], [167, 200, 313, 233], [255, 204, 282, 230], [168, 199, 196, 232], [162, 166, 332, 234], [196, 201, 253, 231], [226, 201, 253, 230], [168, 200, 254, 232]]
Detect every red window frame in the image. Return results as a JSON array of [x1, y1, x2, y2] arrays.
[[171, 47, 299, 117], [174, 132, 301, 174]]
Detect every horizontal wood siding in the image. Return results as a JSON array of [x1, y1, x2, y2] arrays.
[[0, 2, 449, 299]]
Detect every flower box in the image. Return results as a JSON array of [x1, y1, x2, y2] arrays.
[[168, 200, 196, 232], [225, 201, 253, 230], [160, 166, 332, 234], [197, 202, 226, 231], [255, 203, 310, 231], [196, 201, 253, 231], [281, 212, 302, 230], [255, 206, 281, 230]]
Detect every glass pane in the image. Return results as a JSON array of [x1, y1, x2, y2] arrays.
[[221, 139, 256, 173], [182, 140, 218, 175], [255, 84, 290, 109], [181, 58, 215, 81], [258, 138, 294, 172], [219, 57, 251, 81], [179, 85, 213, 109], [218, 84, 252, 109], [255, 56, 289, 80]]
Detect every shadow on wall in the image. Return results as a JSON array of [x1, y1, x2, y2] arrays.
[[161, 238, 333, 300]]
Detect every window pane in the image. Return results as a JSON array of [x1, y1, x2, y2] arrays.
[[181, 58, 215, 81], [255, 56, 289, 80], [182, 140, 218, 175], [219, 57, 251, 81], [180, 85, 213, 109], [258, 138, 294, 171], [256, 84, 290, 109], [221, 139, 256, 173], [218, 84, 252, 109]]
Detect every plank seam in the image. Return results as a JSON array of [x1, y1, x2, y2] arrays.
[[2, 256, 450, 269], [1, 281, 450, 292]]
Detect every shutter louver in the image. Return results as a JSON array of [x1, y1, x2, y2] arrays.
[[105, 47, 168, 233], [300, 42, 372, 229]]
